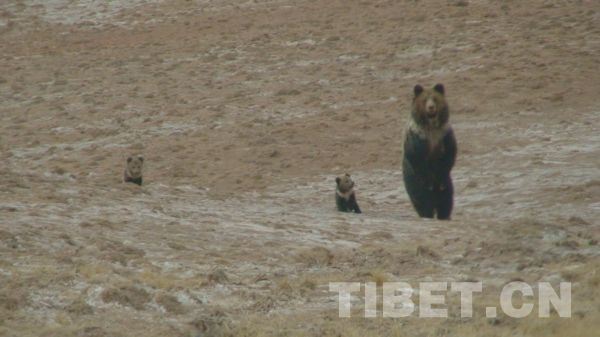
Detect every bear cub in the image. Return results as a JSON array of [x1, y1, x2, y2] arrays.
[[335, 173, 362, 213], [124, 155, 144, 186], [402, 84, 457, 220]]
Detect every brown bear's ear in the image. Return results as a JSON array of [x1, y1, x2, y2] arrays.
[[127, 156, 132, 163], [336, 177, 341, 185], [138, 156, 144, 162], [414, 84, 424, 97], [433, 83, 445, 95]]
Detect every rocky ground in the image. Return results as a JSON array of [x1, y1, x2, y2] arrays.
[[1, 0, 599, 336]]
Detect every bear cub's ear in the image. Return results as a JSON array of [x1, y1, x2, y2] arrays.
[[336, 177, 341, 185], [433, 83, 445, 95], [413, 84, 424, 97], [127, 156, 132, 163], [138, 156, 144, 162]]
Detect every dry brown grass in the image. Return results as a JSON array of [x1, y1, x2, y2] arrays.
[[295, 246, 334, 267], [369, 269, 388, 287], [135, 269, 205, 290], [1, 0, 599, 336], [100, 285, 151, 310], [155, 293, 187, 315]]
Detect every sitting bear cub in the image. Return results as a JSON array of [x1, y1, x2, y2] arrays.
[[402, 84, 457, 220], [335, 173, 362, 214], [124, 155, 144, 186]]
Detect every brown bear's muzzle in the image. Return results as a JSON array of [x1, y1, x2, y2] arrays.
[[426, 98, 437, 118]]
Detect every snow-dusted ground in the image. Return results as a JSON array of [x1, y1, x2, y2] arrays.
[[1, 0, 599, 336]]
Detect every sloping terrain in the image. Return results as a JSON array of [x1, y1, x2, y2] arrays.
[[1, 0, 599, 336]]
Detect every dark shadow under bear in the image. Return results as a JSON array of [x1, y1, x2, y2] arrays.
[[402, 84, 457, 220]]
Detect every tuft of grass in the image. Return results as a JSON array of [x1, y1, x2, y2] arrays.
[[136, 270, 205, 290], [76, 263, 113, 284], [65, 298, 94, 315], [295, 246, 333, 267], [369, 269, 388, 287], [206, 269, 229, 285], [155, 293, 186, 315], [100, 285, 151, 310], [300, 278, 317, 292]]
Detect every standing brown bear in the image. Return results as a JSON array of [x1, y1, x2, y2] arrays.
[[402, 84, 457, 220]]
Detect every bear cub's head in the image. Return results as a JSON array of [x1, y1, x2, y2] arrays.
[[126, 155, 144, 178], [336, 173, 355, 195], [412, 84, 449, 129]]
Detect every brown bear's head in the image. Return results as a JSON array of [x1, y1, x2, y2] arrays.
[[126, 155, 144, 178], [336, 173, 355, 194], [411, 84, 449, 129]]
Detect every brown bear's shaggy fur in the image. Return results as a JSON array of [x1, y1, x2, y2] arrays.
[[402, 84, 457, 220], [124, 155, 144, 186], [335, 173, 362, 213]]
